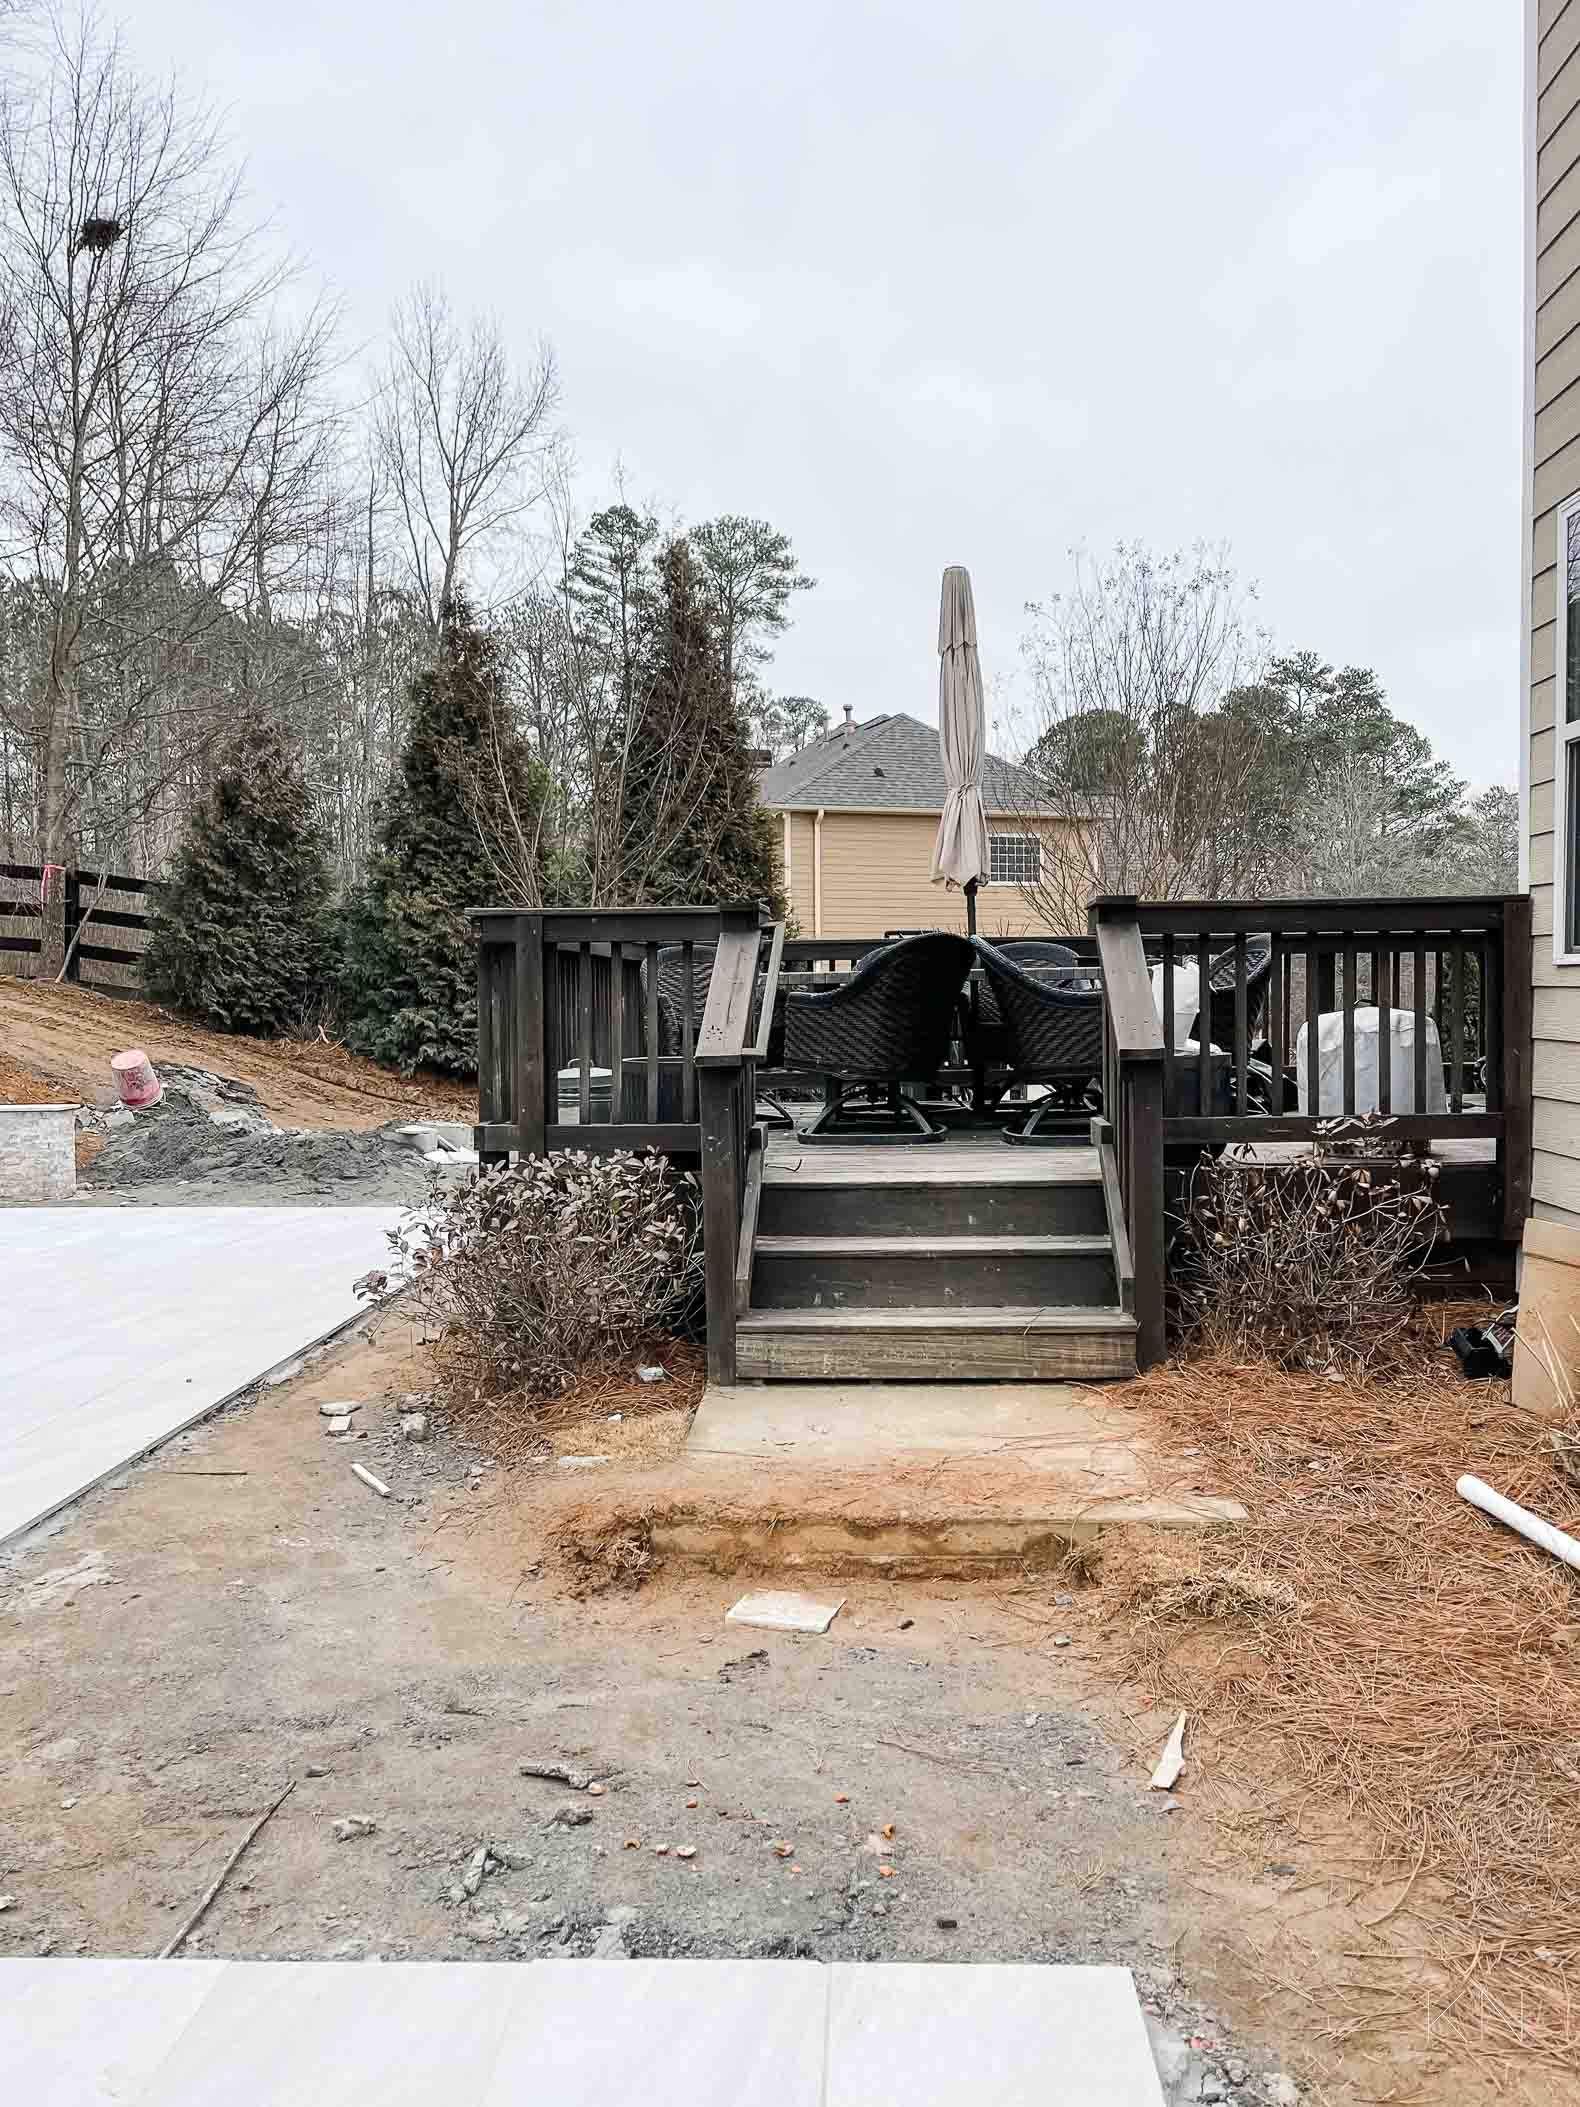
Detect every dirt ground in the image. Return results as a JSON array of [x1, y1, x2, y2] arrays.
[[3, 1313, 1564, 2107], [0, 977, 473, 1131]]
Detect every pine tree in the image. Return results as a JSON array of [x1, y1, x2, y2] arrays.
[[618, 538, 783, 911], [338, 601, 548, 1075], [143, 719, 331, 1035]]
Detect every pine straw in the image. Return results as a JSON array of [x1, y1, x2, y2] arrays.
[[425, 1336, 705, 1468], [1110, 1350, 1580, 2077]]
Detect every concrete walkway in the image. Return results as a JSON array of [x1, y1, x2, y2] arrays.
[[0, 1207, 394, 1547], [0, 1956, 1165, 2104]]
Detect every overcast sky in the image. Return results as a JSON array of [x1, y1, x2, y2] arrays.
[[132, 0, 1521, 787]]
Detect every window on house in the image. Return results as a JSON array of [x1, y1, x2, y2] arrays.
[[1558, 498, 1580, 960], [988, 833, 1041, 886]]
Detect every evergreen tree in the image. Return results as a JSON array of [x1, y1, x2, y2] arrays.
[[143, 719, 331, 1035], [338, 602, 548, 1074], [618, 538, 783, 910]]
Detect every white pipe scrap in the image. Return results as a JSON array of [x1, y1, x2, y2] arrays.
[[1456, 1473, 1580, 1575]]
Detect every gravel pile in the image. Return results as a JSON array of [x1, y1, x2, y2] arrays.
[[81, 1064, 439, 1205]]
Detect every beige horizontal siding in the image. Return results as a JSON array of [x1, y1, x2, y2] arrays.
[[1536, 1094, 1580, 1162], [1536, 264, 1580, 360], [1543, 0, 1575, 42], [1541, 40, 1580, 146], [1539, 151, 1580, 254], [1533, 428, 1580, 514], [1535, 1037, 1580, 1101], [1536, 363, 1580, 467], [1534, 723, 1557, 789], [1540, 97, 1580, 199], [1543, 1, 1580, 93], [1534, 672, 1556, 734], [801, 811, 1086, 940], [1536, 319, 1580, 413], [1534, 878, 1554, 937], [783, 811, 815, 934]]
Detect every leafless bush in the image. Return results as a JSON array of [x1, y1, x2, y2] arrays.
[[1172, 1143, 1446, 1373], [385, 1149, 702, 1408]]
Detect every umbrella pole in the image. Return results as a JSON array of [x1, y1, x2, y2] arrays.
[[965, 878, 978, 936]]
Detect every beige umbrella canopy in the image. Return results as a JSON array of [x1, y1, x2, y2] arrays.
[[930, 565, 991, 932]]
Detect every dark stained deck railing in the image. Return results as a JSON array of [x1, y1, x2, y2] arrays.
[[1092, 894, 1533, 1369], [471, 903, 784, 1381]]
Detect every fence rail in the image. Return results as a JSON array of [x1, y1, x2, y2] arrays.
[[0, 861, 154, 987]]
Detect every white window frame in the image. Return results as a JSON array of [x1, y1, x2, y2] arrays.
[[1554, 493, 1580, 964], [988, 832, 1041, 887]]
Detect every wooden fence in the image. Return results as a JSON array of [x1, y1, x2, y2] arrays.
[[0, 861, 155, 991]]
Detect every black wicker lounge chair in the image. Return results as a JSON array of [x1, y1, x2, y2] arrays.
[[782, 932, 975, 1142], [971, 937, 1106, 1145]]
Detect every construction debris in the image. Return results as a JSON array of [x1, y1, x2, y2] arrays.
[[159, 1781, 295, 1956], [1150, 1711, 1188, 1791], [319, 1399, 363, 1419], [1457, 1473, 1580, 1574], [459, 1844, 491, 1897], [725, 1590, 845, 1635], [518, 1761, 597, 1791], [331, 1816, 377, 1842], [351, 1463, 391, 1499]]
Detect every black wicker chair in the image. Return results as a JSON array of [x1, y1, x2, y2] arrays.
[[1199, 936, 1274, 1051], [971, 937, 1106, 1145], [783, 932, 975, 1143], [642, 943, 793, 1128]]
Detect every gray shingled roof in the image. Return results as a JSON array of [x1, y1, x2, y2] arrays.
[[756, 712, 1053, 813]]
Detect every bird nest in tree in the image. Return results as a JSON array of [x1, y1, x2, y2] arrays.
[[76, 215, 124, 254]]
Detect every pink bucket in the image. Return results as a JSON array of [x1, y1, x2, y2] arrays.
[[111, 1049, 162, 1108]]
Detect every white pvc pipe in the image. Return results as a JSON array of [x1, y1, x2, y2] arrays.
[[1457, 1474, 1580, 1575]]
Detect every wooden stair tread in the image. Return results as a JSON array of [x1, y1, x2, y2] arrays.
[[754, 1234, 1111, 1258], [763, 1152, 1101, 1188], [737, 1304, 1136, 1333]]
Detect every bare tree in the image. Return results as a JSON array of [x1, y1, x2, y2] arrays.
[[1012, 543, 1276, 913], [374, 279, 557, 627], [0, 8, 338, 954]]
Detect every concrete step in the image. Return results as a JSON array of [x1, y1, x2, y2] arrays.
[[661, 1382, 1245, 1573], [751, 1233, 1117, 1310], [735, 1304, 1137, 1382]]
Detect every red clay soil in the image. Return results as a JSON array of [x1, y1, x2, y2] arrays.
[[0, 976, 474, 1129]]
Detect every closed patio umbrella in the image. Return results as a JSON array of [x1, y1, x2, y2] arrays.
[[930, 565, 990, 933]]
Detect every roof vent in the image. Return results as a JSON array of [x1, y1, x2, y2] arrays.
[[842, 702, 853, 743]]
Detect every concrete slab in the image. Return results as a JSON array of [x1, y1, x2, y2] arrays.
[[661, 1383, 1246, 1574], [0, 1206, 395, 1547], [0, 1958, 1164, 2102]]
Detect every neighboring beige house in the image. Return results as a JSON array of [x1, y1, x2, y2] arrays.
[[1524, 0, 1580, 1228], [757, 709, 1086, 939]]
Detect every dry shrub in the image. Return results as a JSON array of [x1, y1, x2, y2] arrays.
[[1113, 1354, 1580, 2078], [385, 1150, 702, 1409], [1172, 1142, 1445, 1372]]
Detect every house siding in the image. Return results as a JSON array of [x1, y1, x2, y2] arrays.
[[1529, 0, 1580, 1219], [763, 809, 1088, 940]]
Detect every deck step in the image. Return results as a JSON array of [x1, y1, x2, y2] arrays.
[[751, 1233, 1116, 1310], [759, 1165, 1106, 1238], [735, 1304, 1137, 1383]]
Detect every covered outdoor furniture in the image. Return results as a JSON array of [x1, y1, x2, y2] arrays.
[[783, 932, 975, 1142], [970, 937, 1106, 1145]]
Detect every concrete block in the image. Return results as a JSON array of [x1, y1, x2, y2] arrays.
[[0, 1103, 78, 1202]]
